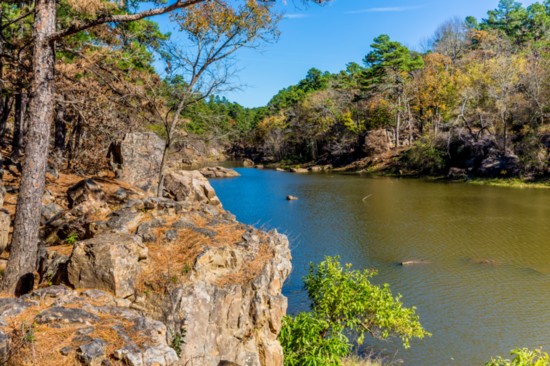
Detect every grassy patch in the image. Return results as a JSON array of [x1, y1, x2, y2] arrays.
[[469, 178, 550, 189]]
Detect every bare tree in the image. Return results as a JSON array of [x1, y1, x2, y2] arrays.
[[154, 0, 280, 196], [432, 17, 468, 61]]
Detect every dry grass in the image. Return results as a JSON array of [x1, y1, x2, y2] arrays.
[[47, 244, 74, 257], [136, 228, 206, 293], [212, 223, 246, 247], [4, 302, 139, 366], [216, 241, 273, 286]]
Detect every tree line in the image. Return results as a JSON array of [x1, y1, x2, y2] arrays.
[[237, 0, 550, 178]]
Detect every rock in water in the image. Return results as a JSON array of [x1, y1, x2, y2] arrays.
[[286, 195, 299, 201], [108, 132, 165, 193], [199, 166, 240, 178], [243, 158, 254, 167]]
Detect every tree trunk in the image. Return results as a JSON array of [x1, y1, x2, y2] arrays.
[[395, 95, 401, 148], [2, 0, 56, 295], [11, 92, 27, 160]]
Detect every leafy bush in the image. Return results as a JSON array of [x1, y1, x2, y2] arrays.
[[280, 313, 350, 366], [280, 257, 430, 366], [397, 139, 448, 175], [486, 348, 550, 366]]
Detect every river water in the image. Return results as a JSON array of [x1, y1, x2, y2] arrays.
[[210, 168, 550, 366]]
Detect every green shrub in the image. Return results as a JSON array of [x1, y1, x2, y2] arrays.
[[486, 348, 550, 366], [280, 256, 430, 366], [280, 313, 350, 366], [65, 232, 79, 245], [397, 139, 448, 175]]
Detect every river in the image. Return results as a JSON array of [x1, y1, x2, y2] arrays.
[[209, 168, 550, 366]]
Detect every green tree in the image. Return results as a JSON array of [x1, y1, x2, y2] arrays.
[[362, 35, 424, 147], [486, 348, 550, 366], [280, 257, 430, 366]]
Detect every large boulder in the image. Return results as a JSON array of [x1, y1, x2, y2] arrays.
[[109, 132, 165, 193], [478, 153, 521, 177], [67, 233, 147, 298], [163, 170, 221, 206]]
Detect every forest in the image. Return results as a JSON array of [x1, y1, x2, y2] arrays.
[[235, 0, 550, 179]]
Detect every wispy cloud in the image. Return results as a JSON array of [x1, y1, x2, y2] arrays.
[[284, 13, 309, 19], [346, 6, 422, 15]]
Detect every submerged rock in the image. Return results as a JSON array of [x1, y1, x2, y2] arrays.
[[400, 260, 430, 266]]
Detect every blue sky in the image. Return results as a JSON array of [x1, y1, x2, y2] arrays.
[[155, 0, 538, 107]]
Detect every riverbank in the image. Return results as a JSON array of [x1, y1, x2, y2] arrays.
[[253, 159, 550, 190]]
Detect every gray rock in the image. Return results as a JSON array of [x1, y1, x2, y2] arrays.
[[286, 195, 299, 201], [164, 230, 178, 242], [67, 233, 147, 298], [67, 179, 106, 209], [447, 167, 468, 180], [135, 218, 165, 243], [25, 285, 75, 306], [113, 188, 128, 202], [0, 330, 9, 364], [171, 217, 194, 229], [478, 153, 520, 177], [35, 306, 99, 325], [192, 227, 216, 238], [0, 298, 32, 325], [77, 338, 107, 366], [107, 210, 143, 234], [109, 132, 164, 193], [41, 203, 64, 225], [290, 168, 308, 174], [163, 170, 221, 206]]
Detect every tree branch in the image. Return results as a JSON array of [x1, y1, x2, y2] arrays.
[[49, 0, 205, 42]]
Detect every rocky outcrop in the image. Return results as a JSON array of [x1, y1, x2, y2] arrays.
[[199, 166, 240, 178], [109, 132, 165, 193], [3, 144, 290, 366], [163, 170, 221, 206], [0, 286, 178, 365], [146, 229, 292, 366], [67, 233, 148, 298]]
